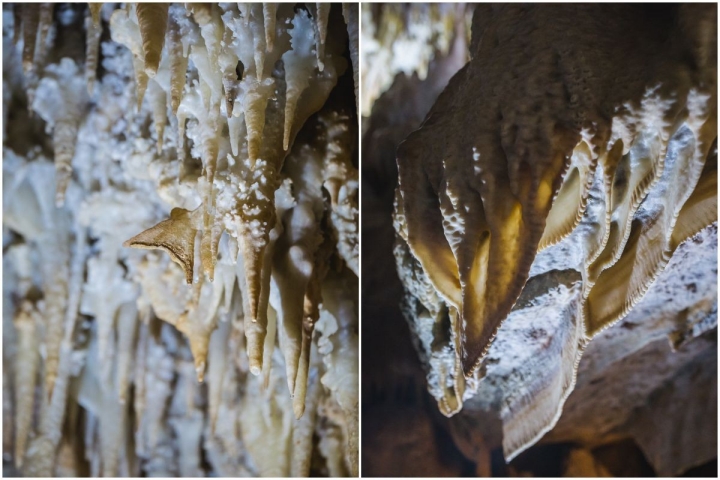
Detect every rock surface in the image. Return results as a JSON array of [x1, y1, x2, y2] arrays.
[[3, 3, 358, 477], [362, 3, 717, 476]]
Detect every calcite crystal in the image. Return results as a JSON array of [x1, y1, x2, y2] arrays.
[[3, 3, 358, 477], [389, 2, 716, 465]]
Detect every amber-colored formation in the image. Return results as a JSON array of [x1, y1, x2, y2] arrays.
[[4, 3, 358, 477], [124, 207, 201, 284], [395, 4, 717, 379], [390, 5, 717, 462]]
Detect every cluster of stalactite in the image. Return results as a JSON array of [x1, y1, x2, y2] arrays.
[[391, 3, 717, 460], [3, 3, 358, 476], [360, 3, 472, 117]]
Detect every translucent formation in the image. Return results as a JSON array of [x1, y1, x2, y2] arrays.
[[135, 3, 168, 77], [166, 6, 189, 115], [4, 3, 358, 477], [391, 3, 717, 460], [263, 4, 277, 53], [124, 207, 201, 284]]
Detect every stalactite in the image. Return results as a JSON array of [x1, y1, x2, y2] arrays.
[[85, 4, 102, 94], [293, 232, 331, 418], [386, 2, 717, 464], [21, 4, 39, 74], [310, 3, 330, 71], [167, 4, 193, 116], [263, 3, 277, 53], [13, 301, 41, 469], [207, 318, 230, 431], [35, 4, 54, 70], [4, 3, 358, 476], [250, 4, 266, 80], [135, 3, 168, 77], [291, 367, 322, 476], [282, 10, 316, 151], [147, 79, 166, 153], [110, 6, 149, 109]]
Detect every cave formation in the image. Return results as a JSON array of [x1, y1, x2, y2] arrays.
[[363, 3, 717, 476], [3, 3, 358, 477]]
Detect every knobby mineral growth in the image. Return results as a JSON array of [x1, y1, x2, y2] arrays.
[[3, 3, 358, 477], [388, 3, 717, 462]]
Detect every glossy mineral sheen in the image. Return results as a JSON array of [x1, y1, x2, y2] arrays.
[[391, 3, 716, 461]]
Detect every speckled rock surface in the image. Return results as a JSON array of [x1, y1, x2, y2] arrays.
[[362, 3, 717, 476], [391, 2, 716, 465]]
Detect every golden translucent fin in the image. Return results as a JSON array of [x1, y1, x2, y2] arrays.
[[394, 144, 461, 311], [583, 140, 624, 268], [587, 129, 667, 283], [671, 143, 717, 249], [586, 116, 715, 335], [124, 207, 200, 284], [398, 102, 573, 376], [437, 308, 466, 416], [539, 141, 596, 250], [133, 56, 149, 109]]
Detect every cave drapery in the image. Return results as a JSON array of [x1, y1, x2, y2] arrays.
[[362, 3, 717, 475]]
